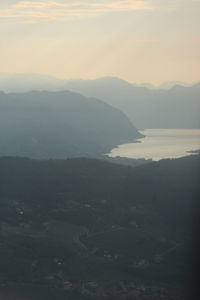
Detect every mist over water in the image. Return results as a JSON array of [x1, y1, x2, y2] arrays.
[[109, 129, 200, 161]]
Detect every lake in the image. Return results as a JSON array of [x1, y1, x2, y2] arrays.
[[108, 129, 200, 161]]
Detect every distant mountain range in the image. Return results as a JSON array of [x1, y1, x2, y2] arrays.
[[0, 73, 196, 92], [0, 73, 67, 93], [0, 73, 199, 129], [63, 77, 200, 129], [140, 81, 194, 90], [0, 90, 141, 159]]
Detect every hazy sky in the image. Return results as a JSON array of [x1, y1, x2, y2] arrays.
[[0, 0, 199, 84]]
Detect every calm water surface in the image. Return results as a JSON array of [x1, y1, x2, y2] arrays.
[[109, 129, 200, 161]]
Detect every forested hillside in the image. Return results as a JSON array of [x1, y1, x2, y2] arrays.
[[0, 155, 199, 299]]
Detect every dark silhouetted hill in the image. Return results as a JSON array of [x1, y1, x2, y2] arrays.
[[0, 155, 199, 299]]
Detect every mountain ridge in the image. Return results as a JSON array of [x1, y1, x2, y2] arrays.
[[0, 90, 142, 159]]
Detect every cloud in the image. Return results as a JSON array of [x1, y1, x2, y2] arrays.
[[0, 0, 154, 23]]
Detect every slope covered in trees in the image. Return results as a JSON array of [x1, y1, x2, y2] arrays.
[[0, 155, 199, 299]]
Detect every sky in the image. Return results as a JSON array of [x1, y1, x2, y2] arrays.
[[0, 0, 199, 85]]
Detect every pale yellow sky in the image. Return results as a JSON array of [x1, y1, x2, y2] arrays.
[[0, 0, 199, 84]]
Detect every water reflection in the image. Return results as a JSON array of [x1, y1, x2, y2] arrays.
[[109, 129, 200, 161]]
